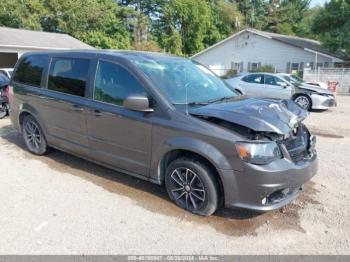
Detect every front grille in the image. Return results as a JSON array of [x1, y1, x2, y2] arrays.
[[281, 124, 310, 163]]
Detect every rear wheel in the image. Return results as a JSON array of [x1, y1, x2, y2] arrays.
[[294, 94, 312, 111], [165, 158, 219, 216], [22, 115, 49, 155]]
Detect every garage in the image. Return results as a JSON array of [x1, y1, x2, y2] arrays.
[[0, 26, 93, 69], [0, 52, 18, 68]]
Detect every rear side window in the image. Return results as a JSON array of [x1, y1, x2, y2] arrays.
[[94, 61, 146, 106], [13, 55, 47, 87], [48, 58, 90, 97], [242, 74, 263, 84]]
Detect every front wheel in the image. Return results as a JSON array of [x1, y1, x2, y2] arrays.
[[0, 110, 6, 119], [22, 115, 49, 155], [294, 95, 312, 111], [165, 158, 219, 216]]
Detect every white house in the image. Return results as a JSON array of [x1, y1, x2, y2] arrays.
[[192, 28, 344, 76], [0, 27, 93, 68]]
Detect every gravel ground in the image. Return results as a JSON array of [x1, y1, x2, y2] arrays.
[[0, 96, 350, 255]]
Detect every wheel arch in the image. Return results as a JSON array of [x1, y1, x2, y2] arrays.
[[292, 93, 313, 108], [18, 108, 47, 136], [158, 148, 225, 205]]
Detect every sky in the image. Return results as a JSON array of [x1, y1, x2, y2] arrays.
[[310, 0, 327, 7]]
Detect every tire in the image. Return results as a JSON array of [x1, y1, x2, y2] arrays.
[[22, 115, 49, 155], [0, 103, 6, 119], [0, 110, 6, 119], [165, 157, 219, 216], [294, 94, 312, 111]]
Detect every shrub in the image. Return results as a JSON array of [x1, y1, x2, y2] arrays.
[[250, 64, 275, 73], [222, 69, 238, 79]]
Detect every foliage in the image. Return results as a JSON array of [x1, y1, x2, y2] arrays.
[[312, 0, 350, 57], [0, 0, 348, 58], [0, 0, 131, 49], [222, 69, 238, 79], [0, 0, 44, 30], [295, 6, 322, 39], [133, 40, 162, 52], [249, 64, 275, 73]]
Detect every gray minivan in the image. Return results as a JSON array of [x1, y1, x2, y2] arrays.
[[9, 51, 317, 216]]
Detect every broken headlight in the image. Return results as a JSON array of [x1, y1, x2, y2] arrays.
[[235, 142, 282, 165]]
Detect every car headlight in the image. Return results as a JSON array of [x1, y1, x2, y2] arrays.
[[235, 142, 282, 165]]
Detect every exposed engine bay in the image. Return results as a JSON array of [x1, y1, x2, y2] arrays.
[[189, 98, 315, 163]]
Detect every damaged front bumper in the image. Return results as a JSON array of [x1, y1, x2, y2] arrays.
[[311, 93, 337, 109], [220, 136, 318, 212]]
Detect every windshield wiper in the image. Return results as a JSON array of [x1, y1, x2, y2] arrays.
[[173, 101, 209, 106], [206, 95, 237, 104]]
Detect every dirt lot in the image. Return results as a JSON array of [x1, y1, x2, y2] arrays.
[[0, 96, 350, 255]]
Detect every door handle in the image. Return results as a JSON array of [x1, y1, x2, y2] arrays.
[[72, 104, 84, 112], [93, 109, 103, 117]]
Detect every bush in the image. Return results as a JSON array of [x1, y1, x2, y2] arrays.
[[133, 40, 162, 52], [222, 69, 238, 79], [249, 64, 275, 73]]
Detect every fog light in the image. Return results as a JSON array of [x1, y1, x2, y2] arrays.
[[262, 197, 267, 205]]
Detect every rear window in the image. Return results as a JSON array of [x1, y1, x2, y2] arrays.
[[48, 58, 90, 97], [13, 55, 47, 87]]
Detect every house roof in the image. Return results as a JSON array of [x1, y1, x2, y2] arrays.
[[0, 27, 93, 50], [192, 28, 345, 60]]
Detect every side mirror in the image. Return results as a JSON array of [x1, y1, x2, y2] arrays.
[[123, 95, 154, 112], [278, 82, 288, 88]]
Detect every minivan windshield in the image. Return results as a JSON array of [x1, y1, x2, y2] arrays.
[[132, 57, 238, 105]]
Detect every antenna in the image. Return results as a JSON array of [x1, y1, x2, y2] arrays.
[[185, 82, 189, 115]]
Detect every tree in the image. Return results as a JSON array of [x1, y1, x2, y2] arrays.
[[204, 0, 243, 46], [155, 0, 212, 56], [312, 0, 350, 57], [260, 0, 310, 35], [0, 0, 132, 49], [40, 0, 131, 49], [296, 6, 322, 39], [0, 0, 44, 30]]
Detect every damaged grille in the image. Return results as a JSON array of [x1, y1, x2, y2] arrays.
[[281, 124, 310, 163]]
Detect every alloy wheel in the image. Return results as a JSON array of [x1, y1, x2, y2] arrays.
[[23, 120, 42, 151], [169, 167, 206, 211], [295, 96, 310, 110]]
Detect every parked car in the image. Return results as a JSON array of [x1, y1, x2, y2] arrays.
[[277, 73, 336, 111], [225, 72, 295, 99], [0, 74, 9, 119], [9, 51, 317, 216], [282, 74, 328, 89], [226, 73, 335, 111], [0, 68, 13, 79]]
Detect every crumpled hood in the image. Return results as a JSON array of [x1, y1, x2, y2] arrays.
[[189, 98, 308, 135], [298, 83, 333, 95]]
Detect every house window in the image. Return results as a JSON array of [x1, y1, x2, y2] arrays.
[[248, 62, 261, 72], [291, 63, 299, 73], [231, 62, 243, 72]]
